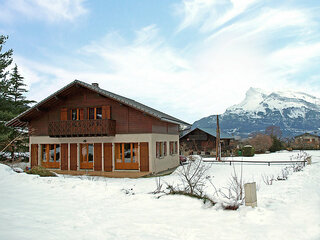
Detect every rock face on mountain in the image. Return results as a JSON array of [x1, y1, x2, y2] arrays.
[[193, 88, 320, 138]]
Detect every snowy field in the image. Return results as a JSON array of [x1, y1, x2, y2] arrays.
[[0, 151, 319, 240]]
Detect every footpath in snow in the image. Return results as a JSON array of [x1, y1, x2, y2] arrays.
[[0, 151, 319, 240]]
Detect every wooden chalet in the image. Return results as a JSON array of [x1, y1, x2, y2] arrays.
[[6, 80, 190, 177], [294, 133, 320, 145], [179, 127, 234, 156]]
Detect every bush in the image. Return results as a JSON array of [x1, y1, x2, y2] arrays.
[[242, 145, 255, 157], [26, 166, 57, 177]]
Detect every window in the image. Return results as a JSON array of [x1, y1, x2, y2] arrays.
[[81, 144, 94, 163], [41, 144, 60, 168], [71, 109, 79, 120], [80, 144, 94, 169], [88, 107, 102, 120], [169, 141, 178, 155], [156, 142, 166, 158], [115, 143, 138, 163]]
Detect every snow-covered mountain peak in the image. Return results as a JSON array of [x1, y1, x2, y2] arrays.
[[227, 87, 320, 114], [227, 87, 268, 113], [193, 88, 320, 137]]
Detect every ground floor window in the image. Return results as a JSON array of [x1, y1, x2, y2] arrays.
[[41, 144, 60, 168], [80, 143, 94, 169], [115, 143, 139, 170], [169, 141, 178, 155], [156, 142, 167, 158]]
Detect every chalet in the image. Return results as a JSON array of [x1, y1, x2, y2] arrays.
[[179, 127, 234, 156], [6, 80, 190, 177], [294, 133, 320, 145]]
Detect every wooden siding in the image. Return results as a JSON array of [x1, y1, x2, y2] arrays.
[[140, 142, 149, 172], [28, 87, 176, 136], [30, 144, 38, 168], [61, 144, 68, 170], [94, 143, 102, 171], [70, 143, 77, 170], [104, 143, 112, 171]]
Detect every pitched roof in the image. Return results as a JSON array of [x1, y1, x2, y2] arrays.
[[6, 80, 191, 127], [294, 132, 320, 138], [180, 127, 234, 139]]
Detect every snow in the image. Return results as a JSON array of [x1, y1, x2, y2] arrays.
[[227, 87, 320, 118], [1, 151, 320, 240]]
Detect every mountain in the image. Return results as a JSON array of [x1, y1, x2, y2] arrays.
[[193, 87, 320, 138]]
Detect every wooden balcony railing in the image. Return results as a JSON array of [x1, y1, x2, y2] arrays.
[[48, 119, 116, 137]]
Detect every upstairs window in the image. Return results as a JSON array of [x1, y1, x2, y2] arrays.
[[71, 109, 79, 120], [88, 107, 102, 120], [71, 108, 83, 120]]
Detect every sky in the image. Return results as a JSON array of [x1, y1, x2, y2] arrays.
[[0, 0, 320, 124]]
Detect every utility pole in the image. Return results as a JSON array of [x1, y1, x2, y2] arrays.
[[216, 115, 221, 161]]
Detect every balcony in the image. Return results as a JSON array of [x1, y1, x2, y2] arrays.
[[48, 119, 116, 137]]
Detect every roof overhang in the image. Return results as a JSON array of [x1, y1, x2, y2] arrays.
[[6, 80, 191, 128]]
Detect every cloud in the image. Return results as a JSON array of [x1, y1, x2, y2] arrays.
[[176, 0, 260, 32], [0, 0, 87, 23], [11, 1, 320, 124]]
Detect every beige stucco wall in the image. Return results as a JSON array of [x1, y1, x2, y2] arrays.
[[150, 133, 180, 173], [30, 133, 179, 173]]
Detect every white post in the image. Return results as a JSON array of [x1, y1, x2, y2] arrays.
[[244, 182, 257, 207]]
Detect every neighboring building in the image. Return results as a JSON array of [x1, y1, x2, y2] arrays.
[[179, 127, 234, 156], [294, 133, 320, 145], [6, 80, 190, 176]]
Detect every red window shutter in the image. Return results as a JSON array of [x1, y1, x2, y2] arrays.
[[60, 108, 68, 121], [79, 109, 84, 120]]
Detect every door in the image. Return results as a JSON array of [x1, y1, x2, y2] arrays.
[[80, 143, 94, 169], [115, 143, 139, 170], [41, 144, 60, 169]]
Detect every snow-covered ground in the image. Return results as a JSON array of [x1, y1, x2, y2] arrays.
[[0, 151, 319, 240]]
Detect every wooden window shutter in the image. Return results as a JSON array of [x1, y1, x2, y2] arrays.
[[79, 109, 84, 120], [60, 108, 68, 121], [140, 142, 149, 172], [31, 144, 38, 168], [156, 142, 159, 158], [102, 106, 111, 119]]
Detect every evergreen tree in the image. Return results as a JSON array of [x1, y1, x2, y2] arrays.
[[8, 64, 35, 113], [269, 136, 282, 152], [0, 35, 13, 101], [0, 35, 34, 161]]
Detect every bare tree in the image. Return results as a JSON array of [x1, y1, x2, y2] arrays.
[[249, 133, 272, 153], [265, 125, 282, 139]]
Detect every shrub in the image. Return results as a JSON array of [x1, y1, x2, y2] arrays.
[[242, 145, 255, 157], [26, 166, 57, 177]]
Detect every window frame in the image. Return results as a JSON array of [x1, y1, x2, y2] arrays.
[[41, 144, 60, 168], [88, 107, 103, 120], [80, 143, 94, 169]]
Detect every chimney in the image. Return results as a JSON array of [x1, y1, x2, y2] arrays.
[[92, 83, 99, 88]]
